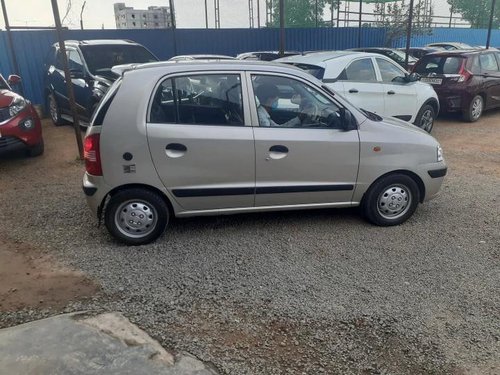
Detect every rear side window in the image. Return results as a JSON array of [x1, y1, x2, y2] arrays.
[[414, 56, 464, 74], [92, 79, 122, 126], [479, 53, 499, 72], [150, 74, 244, 126], [342, 59, 377, 82], [288, 63, 325, 79]]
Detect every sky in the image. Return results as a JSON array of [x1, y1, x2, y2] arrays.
[[1, 0, 455, 30]]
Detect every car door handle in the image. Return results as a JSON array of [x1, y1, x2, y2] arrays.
[[165, 143, 187, 158], [387, 90, 396, 95], [348, 88, 359, 93], [267, 145, 288, 160]]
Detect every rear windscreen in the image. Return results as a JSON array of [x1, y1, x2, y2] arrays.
[[287, 63, 325, 79], [414, 56, 464, 75]]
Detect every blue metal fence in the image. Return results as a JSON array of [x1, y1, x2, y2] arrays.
[[394, 27, 500, 48], [0, 27, 386, 106]]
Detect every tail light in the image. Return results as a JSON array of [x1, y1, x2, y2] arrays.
[[456, 60, 471, 83], [84, 133, 102, 176]]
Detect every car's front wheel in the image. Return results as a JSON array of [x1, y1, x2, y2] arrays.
[[415, 104, 435, 133], [463, 95, 484, 122], [362, 174, 420, 226], [104, 188, 170, 245]]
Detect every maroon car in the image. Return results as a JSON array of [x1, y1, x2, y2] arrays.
[[413, 49, 500, 122], [0, 74, 44, 157]]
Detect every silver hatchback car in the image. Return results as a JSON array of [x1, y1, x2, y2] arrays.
[[83, 61, 447, 245]]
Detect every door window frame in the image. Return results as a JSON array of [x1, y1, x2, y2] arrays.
[[147, 71, 252, 127], [374, 56, 407, 83], [245, 71, 349, 130]]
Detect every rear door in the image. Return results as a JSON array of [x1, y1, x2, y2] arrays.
[[248, 72, 359, 207], [66, 48, 92, 121], [337, 57, 385, 115], [375, 57, 417, 122], [147, 72, 256, 211]]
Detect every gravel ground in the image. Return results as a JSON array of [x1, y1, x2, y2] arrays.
[[1, 114, 499, 374]]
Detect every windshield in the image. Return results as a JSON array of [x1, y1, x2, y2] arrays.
[[287, 63, 325, 79], [80, 45, 158, 77], [414, 56, 465, 75], [387, 49, 417, 64]]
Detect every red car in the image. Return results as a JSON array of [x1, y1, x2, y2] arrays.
[[0, 74, 44, 157]]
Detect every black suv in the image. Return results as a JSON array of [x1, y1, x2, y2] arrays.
[[44, 39, 158, 126]]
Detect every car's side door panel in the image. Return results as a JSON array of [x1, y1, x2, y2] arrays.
[[147, 72, 256, 211], [248, 72, 360, 207]]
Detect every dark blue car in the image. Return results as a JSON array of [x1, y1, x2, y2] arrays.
[[44, 39, 158, 126]]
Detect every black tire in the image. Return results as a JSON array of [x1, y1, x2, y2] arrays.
[[362, 174, 420, 226], [414, 104, 435, 133], [47, 93, 67, 126], [104, 188, 169, 245], [463, 95, 484, 122], [26, 139, 44, 157]]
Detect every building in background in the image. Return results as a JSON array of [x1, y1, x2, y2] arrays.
[[114, 3, 171, 29]]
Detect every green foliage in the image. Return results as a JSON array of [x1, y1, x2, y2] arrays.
[[267, 0, 335, 28], [447, 0, 499, 29], [374, 1, 433, 47]]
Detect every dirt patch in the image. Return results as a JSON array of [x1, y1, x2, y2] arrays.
[[0, 233, 99, 312]]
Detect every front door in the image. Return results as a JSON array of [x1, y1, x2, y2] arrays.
[[337, 57, 385, 115], [249, 73, 359, 207], [375, 57, 417, 122], [147, 72, 255, 211]]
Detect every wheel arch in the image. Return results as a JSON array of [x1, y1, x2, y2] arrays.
[[423, 98, 439, 115], [98, 183, 174, 222], [362, 169, 426, 205]]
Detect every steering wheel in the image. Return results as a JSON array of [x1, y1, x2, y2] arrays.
[[299, 101, 320, 126]]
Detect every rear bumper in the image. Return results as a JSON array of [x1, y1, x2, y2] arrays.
[[83, 173, 110, 218]]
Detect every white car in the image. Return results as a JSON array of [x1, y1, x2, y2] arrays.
[[277, 51, 439, 132]]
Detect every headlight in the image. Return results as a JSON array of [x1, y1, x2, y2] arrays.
[[9, 97, 27, 117], [437, 145, 444, 162]]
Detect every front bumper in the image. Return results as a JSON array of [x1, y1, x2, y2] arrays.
[[0, 105, 43, 154], [416, 161, 448, 202]]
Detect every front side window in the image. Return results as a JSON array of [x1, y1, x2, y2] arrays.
[[376, 58, 405, 82], [343, 59, 377, 82], [150, 74, 244, 126], [251, 74, 343, 129]]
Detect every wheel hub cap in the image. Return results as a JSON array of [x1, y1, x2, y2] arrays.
[[420, 110, 433, 131], [115, 200, 157, 238], [377, 186, 411, 219], [472, 99, 483, 120]]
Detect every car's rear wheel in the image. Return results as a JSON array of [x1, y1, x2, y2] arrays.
[[463, 95, 484, 122], [47, 93, 66, 126], [104, 188, 169, 245], [26, 139, 44, 157], [414, 104, 435, 133], [362, 174, 420, 226]]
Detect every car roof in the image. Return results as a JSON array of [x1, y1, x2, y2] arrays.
[[275, 50, 376, 65], [172, 54, 235, 60], [113, 60, 317, 82], [423, 49, 488, 57], [56, 39, 142, 47]]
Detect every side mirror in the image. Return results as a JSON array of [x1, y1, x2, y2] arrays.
[[405, 72, 420, 82], [339, 108, 357, 131], [7, 74, 21, 86], [69, 69, 84, 79]]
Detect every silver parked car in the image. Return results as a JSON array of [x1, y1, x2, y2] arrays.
[[83, 61, 447, 245]]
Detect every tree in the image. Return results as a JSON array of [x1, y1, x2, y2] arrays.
[[267, 0, 333, 28], [447, 0, 499, 29], [374, 1, 433, 47]]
